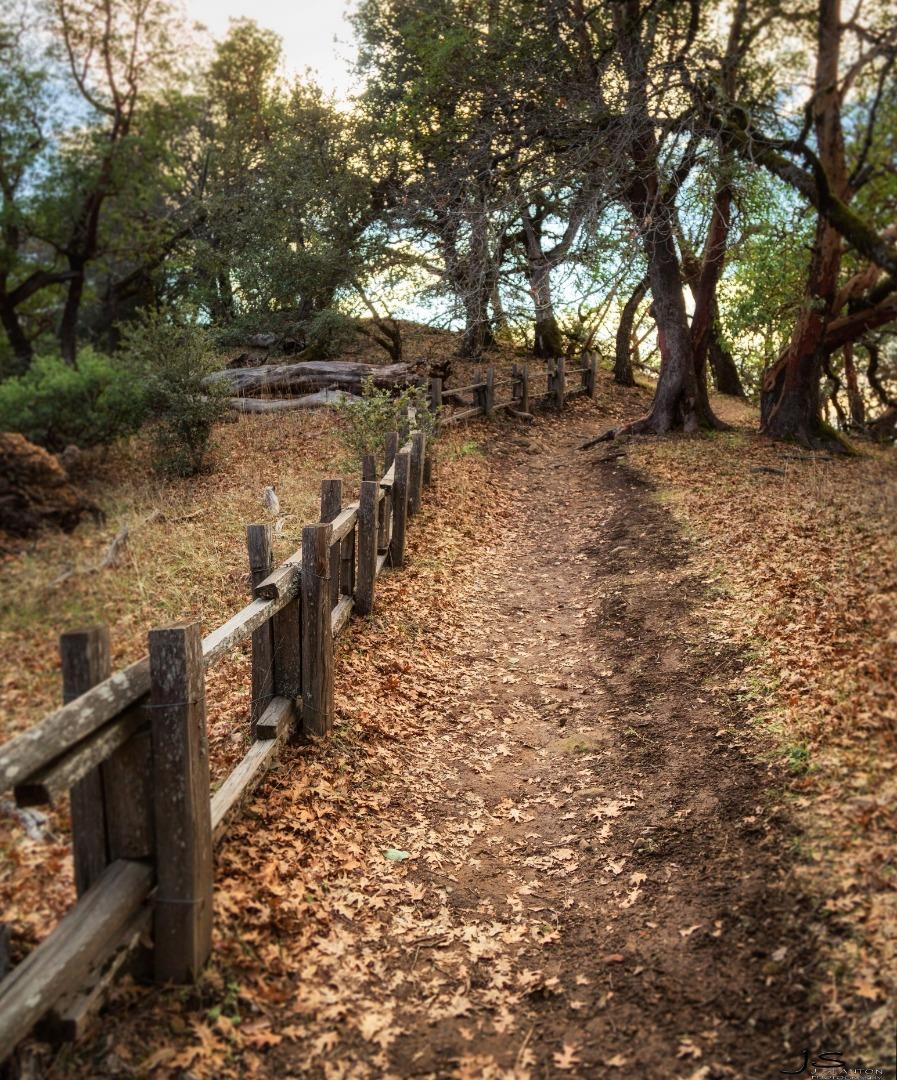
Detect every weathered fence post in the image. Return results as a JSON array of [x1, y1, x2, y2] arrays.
[[60, 628, 111, 895], [484, 366, 495, 417], [409, 432, 426, 516], [521, 363, 531, 414], [586, 351, 598, 399], [423, 436, 434, 487], [301, 523, 334, 737], [429, 377, 442, 414], [246, 524, 274, 737], [398, 407, 412, 443], [473, 369, 485, 415], [380, 432, 398, 553], [320, 479, 342, 608], [384, 430, 399, 473], [270, 534, 302, 708], [362, 454, 377, 482], [554, 356, 566, 410], [390, 450, 410, 567], [148, 621, 213, 984], [356, 480, 378, 616]]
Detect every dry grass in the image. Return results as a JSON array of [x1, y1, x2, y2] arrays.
[[1, 409, 350, 741]]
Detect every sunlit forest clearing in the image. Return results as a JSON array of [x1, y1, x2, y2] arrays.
[[0, 0, 895, 1076]]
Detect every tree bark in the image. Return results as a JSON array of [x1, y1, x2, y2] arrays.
[[760, 0, 851, 448], [528, 264, 564, 358], [459, 287, 495, 357], [59, 261, 86, 367], [632, 196, 720, 433], [614, 276, 647, 386], [0, 294, 33, 373], [842, 344, 865, 427], [608, 0, 723, 436], [708, 312, 746, 397]]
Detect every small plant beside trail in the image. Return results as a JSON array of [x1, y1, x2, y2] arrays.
[[335, 377, 438, 463], [120, 312, 230, 477]]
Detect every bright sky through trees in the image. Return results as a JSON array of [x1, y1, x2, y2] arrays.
[[184, 0, 357, 99]]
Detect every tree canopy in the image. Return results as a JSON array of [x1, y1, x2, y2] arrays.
[[1, 0, 895, 447]]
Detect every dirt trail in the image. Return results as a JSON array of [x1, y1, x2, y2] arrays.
[[59, 405, 827, 1080]]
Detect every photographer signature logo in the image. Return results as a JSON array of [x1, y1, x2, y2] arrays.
[[780, 1049, 884, 1078]]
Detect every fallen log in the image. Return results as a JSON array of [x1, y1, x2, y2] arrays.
[[207, 361, 418, 398], [228, 390, 361, 413]]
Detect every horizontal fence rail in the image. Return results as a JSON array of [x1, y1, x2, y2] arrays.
[[434, 352, 598, 425], [0, 350, 597, 1061]]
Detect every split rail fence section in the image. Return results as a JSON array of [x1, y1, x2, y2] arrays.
[[0, 350, 598, 1061], [434, 352, 598, 425]]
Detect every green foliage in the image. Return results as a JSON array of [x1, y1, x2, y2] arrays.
[[191, 23, 377, 331], [785, 743, 811, 776], [120, 312, 229, 477], [335, 377, 438, 462], [305, 309, 359, 359], [0, 349, 148, 450]]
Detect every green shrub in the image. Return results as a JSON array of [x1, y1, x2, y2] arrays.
[[120, 312, 229, 477], [0, 349, 148, 451], [305, 309, 358, 359], [335, 377, 438, 462]]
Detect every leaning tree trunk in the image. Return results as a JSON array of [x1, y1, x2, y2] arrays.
[[528, 264, 564, 358], [843, 344, 865, 427], [58, 259, 86, 367], [622, 195, 723, 434], [610, 0, 722, 436], [760, 0, 847, 448], [0, 295, 33, 373], [614, 276, 648, 386], [708, 306, 745, 397]]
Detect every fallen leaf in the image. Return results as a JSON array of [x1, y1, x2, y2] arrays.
[[553, 1043, 581, 1070]]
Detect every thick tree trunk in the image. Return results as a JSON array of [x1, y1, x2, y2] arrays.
[[708, 309, 745, 397], [842, 345, 865, 427], [614, 277, 648, 386], [0, 295, 33, 373], [760, 0, 847, 448], [690, 181, 740, 406], [206, 360, 418, 397], [459, 288, 495, 358], [528, 265, 564, 358], [610, 0, 723, 436], [59, 263, 85, 367], [620, 195, 723, 434]]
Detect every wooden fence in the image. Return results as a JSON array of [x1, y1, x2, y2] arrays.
[[0, 352, 597, 1061], [434, 352, 598, 425]]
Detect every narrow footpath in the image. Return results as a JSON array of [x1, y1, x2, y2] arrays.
[[59, 402, 822, 1080]]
